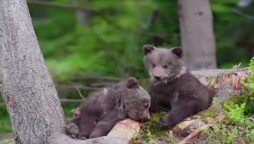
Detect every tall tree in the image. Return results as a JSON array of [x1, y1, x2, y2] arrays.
[[178, 0, 217, 70], [0, 1, 123, 143]]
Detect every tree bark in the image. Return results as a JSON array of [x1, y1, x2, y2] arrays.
[[0, 0, 66, 143], [0, 1, 124, 144], [72, 0, 90, 25], [178, 0, 217, 70]]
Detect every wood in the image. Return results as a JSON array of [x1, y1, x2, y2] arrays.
[[107, 119, 140, 140], [193, 68, 250, 102], [178, 0, 217, 70], [60, 99, 83, 103], [177, 124, 212, 144]]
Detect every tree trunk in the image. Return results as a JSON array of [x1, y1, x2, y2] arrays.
[[178, 0, 217, 70], [0, 1, 124, 144], [0, 0, 66, 143], [73, 0, 90, 25]]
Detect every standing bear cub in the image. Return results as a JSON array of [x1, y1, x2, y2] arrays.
[[69, 77, 151, 139], [143, 44, 214, 129]]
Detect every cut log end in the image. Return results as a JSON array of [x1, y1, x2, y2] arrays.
[[107, 119, 141, 140]]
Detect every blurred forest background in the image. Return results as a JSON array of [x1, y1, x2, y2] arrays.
[[1, 0, 254, 140], [29, 0, 254, 80]]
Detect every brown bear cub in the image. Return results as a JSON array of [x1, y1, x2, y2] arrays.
[[143, 44, 214, 129], [68, 77, 151, 139]]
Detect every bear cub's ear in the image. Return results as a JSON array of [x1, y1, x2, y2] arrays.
[[143, 44, 156, 55], [126, 77, 139, 89], [171, 47, 183, 58]]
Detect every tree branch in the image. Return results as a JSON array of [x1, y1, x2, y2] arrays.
[[232, 8, 254, 20], [60, 98, 83, 103], [27, 0, 98, 13], [27, 0, 129, 31], [177, 124, 212, 144], [72, 84, 86, 100]]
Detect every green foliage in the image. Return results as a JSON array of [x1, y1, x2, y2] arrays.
[[28, 0, 254, 81], [30, 0, 161, 81], [223, 57, 254, 114], [227, 103, 246, 124], [204, 57, 254, 143], [0, 106, 12, 132], [203, 102, 254, 143], [202, 122, 253, 144], [242, 57, 254, 112], [199, 108, 219, 118], [212, 0, 253, 68], [132, 112, 179, 144], [249, 57, 254, 89]]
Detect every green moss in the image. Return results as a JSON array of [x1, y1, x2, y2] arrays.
[[222, 94, 249, 111], [141, 112, 167, 137], [131, 112, 180, 143], [199, 108, 219, 118]]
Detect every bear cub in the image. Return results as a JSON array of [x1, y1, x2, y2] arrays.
[[143, 44, 214, 129], [68, 77, 151, 139]]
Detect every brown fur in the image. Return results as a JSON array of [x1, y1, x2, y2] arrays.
[[143, 44, 214, 129], [68, 77, 151, 139]]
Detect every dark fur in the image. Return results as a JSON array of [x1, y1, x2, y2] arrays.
[[70, 77, 150, 139], [143, 44, 214, 129]]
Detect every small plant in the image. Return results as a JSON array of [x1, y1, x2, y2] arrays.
[[143, 130, 157, 144], [228, 103, 246, 124]]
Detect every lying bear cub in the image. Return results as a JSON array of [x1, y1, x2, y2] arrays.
[[143, 44, 214, 129], [67, 77, 151, 139]]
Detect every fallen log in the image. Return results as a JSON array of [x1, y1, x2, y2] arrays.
[[192, 68, 250, 102], [107, 119, 140, 140]]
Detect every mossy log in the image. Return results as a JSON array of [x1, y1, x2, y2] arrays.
[[192, 68, 250, 102]]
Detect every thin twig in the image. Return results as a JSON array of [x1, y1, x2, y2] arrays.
[[60, 98, 83, 103], [72, 84, 86, 100], [232, 8, 254, 20], [177, 124, 212, 144]]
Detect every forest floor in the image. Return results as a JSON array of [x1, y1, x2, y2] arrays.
[[0, 106, 253, 144], [130, 109, 254, 144], [0, 72, 254, 144]]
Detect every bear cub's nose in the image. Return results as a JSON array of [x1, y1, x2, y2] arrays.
[[154, 76, 162, 81]]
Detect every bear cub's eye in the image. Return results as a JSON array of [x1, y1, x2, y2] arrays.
[[152, 64, 156, 68], [144, 103, 149, 109], [162, 65, 168, 69]]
